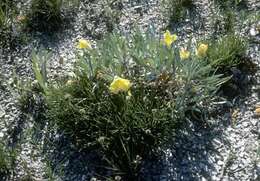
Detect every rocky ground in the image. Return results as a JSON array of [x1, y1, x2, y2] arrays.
[[0, 0, 259, 180]]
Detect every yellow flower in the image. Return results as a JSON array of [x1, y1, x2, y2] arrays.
[[77, 39, 92, 49], [232, 109, 239, 119], [196, 43, 208, 57], [66, 80, 74, 86], [109, 76, 131, 94], [255, 107, 260, 116], [163, 30, 177, 48], [127, 90, 132, 97], [179, 48, 190, 60], [16, 15, 26, 22]]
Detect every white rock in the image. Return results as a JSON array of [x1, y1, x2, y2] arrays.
[[250, 28, 257, 36], [242, 122, 249, 127], [0, 106, 5, 118], [217, 160, 224, 165]]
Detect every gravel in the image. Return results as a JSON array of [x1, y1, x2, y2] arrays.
[[0, 0, 259, 180]]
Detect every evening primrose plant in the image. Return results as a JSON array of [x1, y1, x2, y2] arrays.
[[31, 30, 227, 179]]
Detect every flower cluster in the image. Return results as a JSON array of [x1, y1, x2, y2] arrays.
[[76, 30, 209, 96], [161, 30, 208, 60]]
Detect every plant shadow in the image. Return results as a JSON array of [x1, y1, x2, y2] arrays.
[[138, 111, 230, 181], [140, 65, 257, 180], [43, 132, 106, 181]]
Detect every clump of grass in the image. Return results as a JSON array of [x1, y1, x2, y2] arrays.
[[0, 143, 10, 179], [212, 0, 248, 35], [102, 0, 123, 32], [215, 0, 247, 9], [0, 0, 13, 28], [0, 141, 16, 181], [208, 34, 247, 70], [27, 0, 78, 31], [207, 33, 256, 98], [0, 0, 16, 47], [31, 30, 227, 179], [82, 0, 123, 39], [162, 0, 194, 23], [0, 0, 30, 49]]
